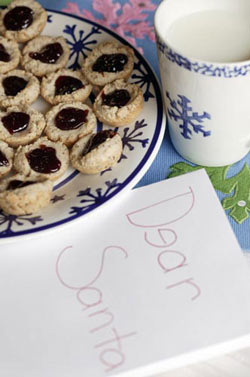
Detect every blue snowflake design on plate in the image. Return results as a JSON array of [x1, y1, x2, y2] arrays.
[[51, 194, 65, 203], [64, 22, 155, 102], [0, 211, 43, 237], [157, 37, 250, 78], [47, 14, 53, 23], [70, 179, 121, 215], [63, 24, 102, 70], [166, 92, 211, 139], [132, 60, 155, 101], [100, 119, 149, 175], [119, 119, 149, 161]]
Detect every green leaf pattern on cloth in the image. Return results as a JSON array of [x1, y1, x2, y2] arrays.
[[0, 0, 11, 5], [168, 162, 250, 224]]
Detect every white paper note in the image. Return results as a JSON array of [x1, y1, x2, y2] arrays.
[[1, 169, 250, 377]]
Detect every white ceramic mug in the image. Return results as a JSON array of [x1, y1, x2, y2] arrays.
[[154, 0, 250, 166]]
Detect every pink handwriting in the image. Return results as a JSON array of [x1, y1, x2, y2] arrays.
[[56, 245, 137, 373], [127, 186, 201, 301], [126, 187, 195, 228]]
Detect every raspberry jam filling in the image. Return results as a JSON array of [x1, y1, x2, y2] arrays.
[[7, 180, 35, 190], [26, 145, 61, 173], [0, 150, 9, 167], [55, 76, 84, 95], [2, 112, 30, 134], [102, 89, 130, 107], [92, 53, 128, 73], [4, 6, 33, 31], [29, 43, 63, 64], [3, 76, 28, 96], [83, 130, 116, 155], [55, 108, 89, 130], [0, 44, 10, 62]]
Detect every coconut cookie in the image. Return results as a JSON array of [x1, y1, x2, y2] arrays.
[[41, 69, 92, 105], [45, 102, 96, 147], [0, 69, 40, 107], [0, 37, 20, 74], [93, 79, 144, 126], [0, 174, 53, 215], [0, 105, 45, 148], [21, 36, 70, 77], [14, 136, 69, 181], [0, 0, 47, 43], [0, 140, 14, 178], [82, 41, 134, 86], [70, 130, 122, 174]]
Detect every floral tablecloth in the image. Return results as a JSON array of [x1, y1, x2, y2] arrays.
[[2, 0, 250, 250]]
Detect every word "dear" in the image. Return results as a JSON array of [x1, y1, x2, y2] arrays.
[[126, 186, 201, 301]]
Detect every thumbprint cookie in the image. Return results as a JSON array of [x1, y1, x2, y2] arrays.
[[70, 130, 122, 174], [0, 105, 46, 148], [82, 41, 134, 87], [21, 35, 70, 77], [0, 0, 47, 43], [0, 37, 20, 74], [0, 140, 14, 178], [0, 69, 40, 107], [14, 136, 69, 181], [45, 102, 96, 147], [0, 174, 53, 215], [41, 68, 92, 105], [93, 79, 144, 126]]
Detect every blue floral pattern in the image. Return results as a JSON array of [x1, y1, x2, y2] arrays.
[[157, 36, 250, 78]]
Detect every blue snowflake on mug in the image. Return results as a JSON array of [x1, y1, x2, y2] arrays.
[[63, 24, 102, 70], [166, 92, 211, 139]]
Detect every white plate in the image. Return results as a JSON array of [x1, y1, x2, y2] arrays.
[[0, 9, 166, 240]]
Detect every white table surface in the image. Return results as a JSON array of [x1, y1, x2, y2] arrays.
[[154, 252, 250, 377], [156, 347, 250, 377]]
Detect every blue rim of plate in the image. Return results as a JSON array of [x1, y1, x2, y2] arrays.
[[0, 9, 166, 239]]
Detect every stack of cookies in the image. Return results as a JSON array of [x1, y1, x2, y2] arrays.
[[0, 0, 144, 215]]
